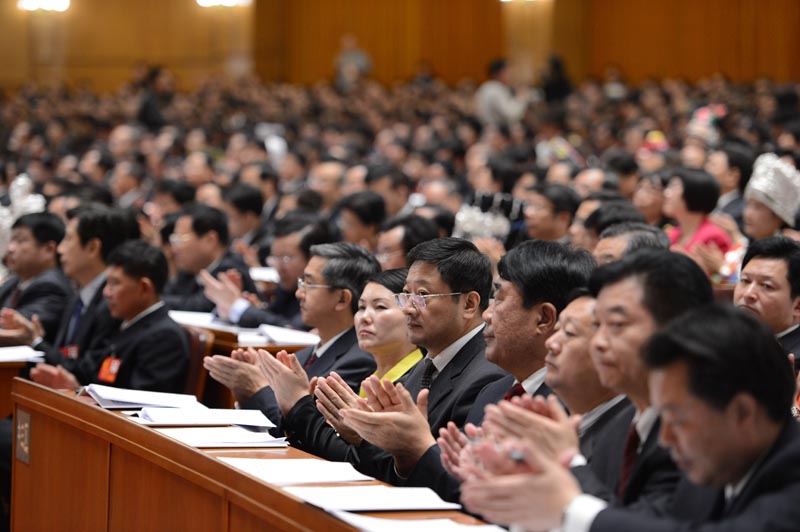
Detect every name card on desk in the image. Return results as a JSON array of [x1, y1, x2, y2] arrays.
[[219, 457, 371, 485], [283, 485, 460, 512]]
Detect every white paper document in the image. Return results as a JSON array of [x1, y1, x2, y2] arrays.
[[284, 485, 460, 511], [258, 324, 319, 346], [156, 426, 287, 448], [0, 345, 44, 362], [168, 310, 254, 335], [330, 510, 507, 532], [86, 384, 201, 409], [249, 267, 280, 283], [219, 457, 372, 485], [138, 408, 275, 427]]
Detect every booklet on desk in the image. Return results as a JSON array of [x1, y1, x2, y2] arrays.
[[257, 324, 318, 346], [0, 345, 45, 363], [86, 384, 202, 409], [138, 407, 275, 427], [168, 310, 318, 347]]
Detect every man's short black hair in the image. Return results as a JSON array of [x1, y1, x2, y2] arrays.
[[742, 236, 800, 299], [498, 240, 595, 313], [273, 212, 333, 260], [106, 239, 169, 294], [529, 183, 581, 223], [646, 303, 795, 422], [715, 142, 755, 193], [379, 214, 439, 255], [488, 58, 507, 78], [224, 183, 264, 217], [583, 200, 646, 237], [671, 167, 720, 214], [589, 249, 713, 326], [337, 191, 386, 227], [242, 161, 279, 186], [155, 179, 196, 206], [365, 165, 411, 190], [183, 204, 229, 246], [66, 204, 133, 262], [415, 204, 456, 237], [12, 212, 65, 246], [599, 222, 671, 253], [309, 242, 381, 314], [407, 237, 493, 311]]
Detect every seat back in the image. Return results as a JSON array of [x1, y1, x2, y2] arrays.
[[180, 325, 215, 401]]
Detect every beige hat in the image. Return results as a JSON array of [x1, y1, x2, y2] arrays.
[[744, 153, 800, 227]]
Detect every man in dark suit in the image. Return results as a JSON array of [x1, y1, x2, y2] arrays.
[[332, 238, 507, 483], [29, 240, 189, 393], [163, 204, 257, 312], [392, 241, 598, 501], [0, 206, 134, 367], [0, 212, 71, 344], [461, 304, 800, 532], [708, 143, 754, 233], [204, 242, 379, 429], [205, 212, 331, 331], [733, 236, 800, 361]]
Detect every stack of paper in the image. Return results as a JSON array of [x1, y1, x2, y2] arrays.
[[86, 384, 201, 410], [249, 267, 280, 284], [156, 427, 287, 448], [219, 457, 371, 485], [0, 345, 44, 362], [283, 485, 460, 511], [258, 324, 319, 346], [138, 407, 275, 427], [168, 310, 247, 335], [330, 510, 507, 532]]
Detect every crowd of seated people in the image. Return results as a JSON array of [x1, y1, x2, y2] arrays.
[[0, 62, 800, 531]]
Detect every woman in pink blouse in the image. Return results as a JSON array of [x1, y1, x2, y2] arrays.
[[663, 167, 732, 255]]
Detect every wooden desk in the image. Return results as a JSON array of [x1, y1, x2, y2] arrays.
[[0, 362, 25, 418], [11, 379, 484, 531]]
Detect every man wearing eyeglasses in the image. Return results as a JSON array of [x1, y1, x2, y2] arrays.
[[204, 242, 378, 430], [204, 212, 331, 331], [164, 204, 258, 312], [342, 237, 507, 483]]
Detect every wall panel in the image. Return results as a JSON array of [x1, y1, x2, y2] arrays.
[[587, 0, 800, 83]]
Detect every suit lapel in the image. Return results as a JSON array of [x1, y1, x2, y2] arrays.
[[425, 332, 484, 415], [308, 328, 355, 377]]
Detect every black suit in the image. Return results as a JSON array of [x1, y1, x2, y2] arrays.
[[163, 251, 258, 312], [404, 372, 550, 502], [579, 397, 632, 464], [39, 279, 119, 369], [0, 268, 73, 343], [70, 304, 190, 393], [352, 330, 508, 484], [590, 419, 800, 532], [778, 326, 800, 363], [242, 327, 376, 432], [718, 193, 745, 233], [573, 404, 681, 516]]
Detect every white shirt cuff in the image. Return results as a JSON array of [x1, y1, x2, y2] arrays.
[[556, 494, 607, 532], [569, 453, 588, 468], [228, 298, 251, 324]]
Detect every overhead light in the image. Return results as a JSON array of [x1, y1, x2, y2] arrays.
[[17, 0, 70, 11], [196, 0, 252, 7]]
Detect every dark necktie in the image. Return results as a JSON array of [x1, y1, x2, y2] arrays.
[[419, 358, 436, 389], [303, 346, 319, 371], [617, 424, 641, 499], [503, 382, 526, 401], [5, 286, 21, 308], [65, 298, 85, 345]]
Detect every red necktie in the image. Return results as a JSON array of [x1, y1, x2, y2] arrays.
[[303, 347, 318, 371], [617, 424, 641, 499], [503, 382, 526, 400]]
